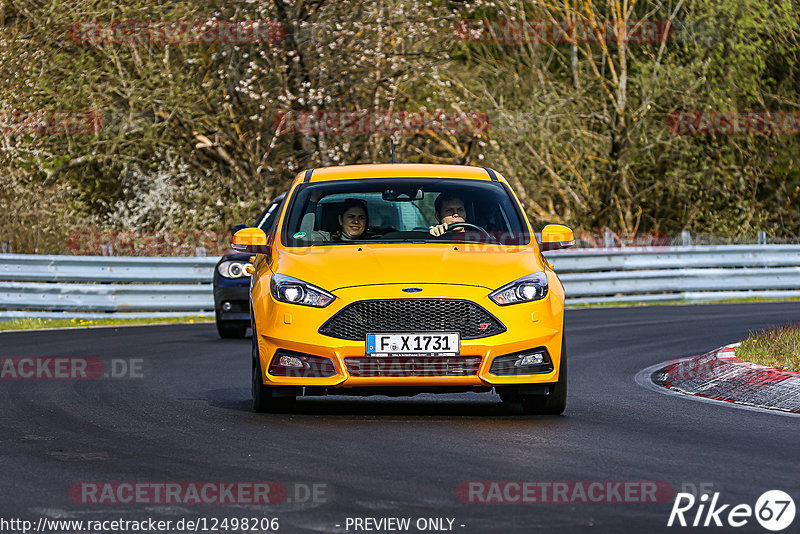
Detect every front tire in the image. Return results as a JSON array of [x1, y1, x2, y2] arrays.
[[251, 327, 296, 413], [216, 316, 247, 338]]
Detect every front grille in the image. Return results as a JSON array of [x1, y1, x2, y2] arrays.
[[319, 299, 506, 340], [345, 356, 482, 377]]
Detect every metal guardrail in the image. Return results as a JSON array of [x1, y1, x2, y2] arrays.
[[546, 245, 800, 305], [0, 254, 216, 283], [1, 245, 799, 319], [0, 281, 213, 312], [0, 254, 217, 319], [547, 245, 800, 272]]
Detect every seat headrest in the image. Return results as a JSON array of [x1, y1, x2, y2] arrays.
[[317, 201, 346, 234]]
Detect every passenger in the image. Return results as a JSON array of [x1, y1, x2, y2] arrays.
[[333, 198, 368, 241], [295, 197, 369, 242], [429, 193, 467, 236]]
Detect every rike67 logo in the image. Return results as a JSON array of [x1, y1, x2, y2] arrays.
[[668, 490, 795, 531]]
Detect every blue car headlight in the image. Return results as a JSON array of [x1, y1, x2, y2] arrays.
[[489, 272, 549, 305], [270, 274, 336, 308]]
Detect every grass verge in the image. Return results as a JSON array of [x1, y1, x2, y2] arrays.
[[735, 324, 800, 372], [0, 315, 213, 332]]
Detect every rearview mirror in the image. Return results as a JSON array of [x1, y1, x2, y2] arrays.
[[540, 224, 575, 251], [382, 188, 423, 201], [232, 228, 269, 253]]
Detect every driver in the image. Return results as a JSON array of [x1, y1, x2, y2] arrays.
[[429, 193, 467, 236]]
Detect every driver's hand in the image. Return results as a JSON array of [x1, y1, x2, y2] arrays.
[[429, 223, 449, 237]]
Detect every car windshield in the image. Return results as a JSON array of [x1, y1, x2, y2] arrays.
[[281, 178, 530, 246]]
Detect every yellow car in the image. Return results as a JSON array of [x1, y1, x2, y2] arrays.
[[233, 164, 575, 414]]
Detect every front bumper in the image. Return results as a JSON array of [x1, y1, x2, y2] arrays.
[[252, 281, 565, 389], [214, 280, 250, 323]]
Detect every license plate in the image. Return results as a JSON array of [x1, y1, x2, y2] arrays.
[[365, 332, 460, 357]]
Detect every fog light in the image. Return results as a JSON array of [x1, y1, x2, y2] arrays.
[[490, 347, 553, 375], [278, 355, 305, 368], [221, 301, 232, 312], [269, 350, 337, 377], [516, 353, 545, 367]]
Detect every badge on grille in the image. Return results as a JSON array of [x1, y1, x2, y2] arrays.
[[402, 287, 423, 293]]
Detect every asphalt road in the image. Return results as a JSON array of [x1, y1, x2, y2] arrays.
[[1, 303, 799, 534]]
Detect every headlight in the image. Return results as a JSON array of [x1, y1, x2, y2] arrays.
[[270, 274, 335, 308], [489, 272, 549, 305], [218, 261, 251, 279]]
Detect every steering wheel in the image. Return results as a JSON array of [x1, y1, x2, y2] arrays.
[[445, 222, 493, 240]]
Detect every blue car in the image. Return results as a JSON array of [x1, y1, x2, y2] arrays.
[[214, 192, 286, 338]]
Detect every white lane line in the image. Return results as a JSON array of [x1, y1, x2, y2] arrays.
[[634, 359, 800, 419]]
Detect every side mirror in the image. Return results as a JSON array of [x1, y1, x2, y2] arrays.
[[540, 224, 575, 251], [232, 228, 269, 253], [231, 223, 248, 235]]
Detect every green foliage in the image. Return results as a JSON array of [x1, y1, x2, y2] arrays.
[[1, 0, 799, 253], [447, 0, 800, 235]]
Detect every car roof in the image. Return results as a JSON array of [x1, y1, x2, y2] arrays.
[[296, 164, 503, 183]]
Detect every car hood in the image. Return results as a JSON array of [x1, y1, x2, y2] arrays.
[[270, 244, 544, 292]]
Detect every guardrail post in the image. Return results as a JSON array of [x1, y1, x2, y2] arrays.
[[758, 231, 767, 244], [603, 230, 615, 248], [0, 241, 10, 254], [681, 230, 692, 246]]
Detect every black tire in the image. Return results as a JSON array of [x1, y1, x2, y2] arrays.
[[496, 388, 521, 403], [520, 336, 568, 415], [251, 327, 296, 413], [216, 316, 247, 338]]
